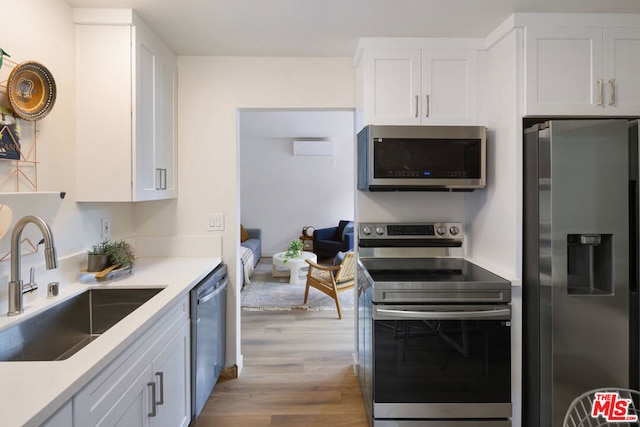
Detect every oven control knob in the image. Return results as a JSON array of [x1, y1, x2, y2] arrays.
[[375, 226, 385, 235], [436, 225, 447, 236], [449, 226, 460, 236], [362, 226, 372, 236]]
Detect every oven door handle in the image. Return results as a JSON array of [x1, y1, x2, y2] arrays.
[[374, 307, 511, 320]]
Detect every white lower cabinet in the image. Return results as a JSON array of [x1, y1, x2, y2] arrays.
[[151, 321, 191, 427], [74, 298, 190, 427]]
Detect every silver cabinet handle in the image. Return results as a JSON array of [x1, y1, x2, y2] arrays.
[[415, 95, 419, 118], [147, 382, 157, 417], [155, 168, 167, 190], [155, 372, 164, 405], [609, 79, 616, 106], [596, 79, 604, 106], [425, 94, 430, 117]]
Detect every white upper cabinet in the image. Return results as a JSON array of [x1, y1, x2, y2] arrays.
[[525, 26, 640, 116], [603, 28, 640, 115], [356, 42, 480, 129], [75, 9, 177, 202], [421, 50, 478, 124], [362, 49, 421, 125]]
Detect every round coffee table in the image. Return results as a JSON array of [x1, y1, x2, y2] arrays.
[[272, 251, 318, 285]]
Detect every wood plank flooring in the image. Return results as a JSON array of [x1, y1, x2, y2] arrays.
[[194, 310, 369, 427]]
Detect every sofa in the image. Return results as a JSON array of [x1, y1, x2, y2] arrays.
[[313, 220, 354, 260], [241, 227, 261, 267]]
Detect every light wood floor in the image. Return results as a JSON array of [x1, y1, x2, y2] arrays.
[[194, 310, 369, 427]]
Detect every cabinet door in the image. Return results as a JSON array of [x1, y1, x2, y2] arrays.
[[421, 49, 478, 124], [133, 19, 178, 201], [76, 24, 134, 202], [603, 27, 640, 115], [98, 365, 153, 427], [525, 27, 603, 116], [155, 57, 178, 199], [363, 49, 421, 125], [152, 321, 191, 427]]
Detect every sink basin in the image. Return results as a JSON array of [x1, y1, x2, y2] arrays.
[[0, 288, 164, 361]]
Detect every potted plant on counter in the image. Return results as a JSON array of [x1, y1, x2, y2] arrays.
[[87, 241, 110, 272], [87, 239, 135, 272]]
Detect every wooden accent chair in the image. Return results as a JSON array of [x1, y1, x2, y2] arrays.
[[304, 251, 355, 319]]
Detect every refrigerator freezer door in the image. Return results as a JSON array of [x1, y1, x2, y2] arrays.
[[524, 119, 632, 427]]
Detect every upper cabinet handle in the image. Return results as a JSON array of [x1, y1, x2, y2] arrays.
[[596, 79, 604, 106], [415, 95, 419, 118], [425, 94, 430, 117], [609, 79, 616, 106]]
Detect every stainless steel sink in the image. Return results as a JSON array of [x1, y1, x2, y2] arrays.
[[0, 288, 164, 361]]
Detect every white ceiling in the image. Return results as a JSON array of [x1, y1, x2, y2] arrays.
[[65, 0, 640, 57]]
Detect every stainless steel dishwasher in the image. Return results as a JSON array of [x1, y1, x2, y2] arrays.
[[190, 263, 227, 422]]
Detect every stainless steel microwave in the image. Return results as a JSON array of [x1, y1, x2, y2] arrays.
[[357, 125, 486, 191]]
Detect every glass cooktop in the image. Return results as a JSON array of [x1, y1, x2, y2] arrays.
[[360, 258, 510, 286]]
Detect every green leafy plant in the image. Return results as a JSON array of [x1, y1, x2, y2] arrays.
[[89, 239, 135, 269], [283, 239, 304, 263]]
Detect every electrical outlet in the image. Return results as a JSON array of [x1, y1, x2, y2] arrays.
[[101, 217, 111, 239]]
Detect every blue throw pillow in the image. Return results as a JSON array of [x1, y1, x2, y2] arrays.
[[341, 221, 354, 242], [333, 251, 346, 266]]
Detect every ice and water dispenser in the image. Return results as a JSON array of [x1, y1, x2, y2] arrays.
[[567, 233, 613, 295]]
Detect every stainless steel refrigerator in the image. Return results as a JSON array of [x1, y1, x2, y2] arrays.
[[523, 119, 640, 427]]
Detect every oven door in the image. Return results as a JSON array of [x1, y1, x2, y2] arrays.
[[372, 304, 512, 421]]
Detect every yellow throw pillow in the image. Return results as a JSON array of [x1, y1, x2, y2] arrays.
[[240, 224, 250, 242]]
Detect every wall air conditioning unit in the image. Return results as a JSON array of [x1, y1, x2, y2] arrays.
[[293, 140, 333, 156]]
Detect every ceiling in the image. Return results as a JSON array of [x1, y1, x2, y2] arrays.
[[65, 0, 640, 57]]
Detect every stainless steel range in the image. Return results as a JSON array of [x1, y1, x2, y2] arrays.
[[357, 222, 512, 427]]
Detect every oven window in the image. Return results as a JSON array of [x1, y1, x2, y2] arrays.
[[373, 319, 510, 403], [373, 138, 481, 179]]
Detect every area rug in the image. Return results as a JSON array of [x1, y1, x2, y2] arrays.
[[241, 257, 354, 312]]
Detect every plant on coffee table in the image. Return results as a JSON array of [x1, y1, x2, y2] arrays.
[[283, 239, 304, 263]]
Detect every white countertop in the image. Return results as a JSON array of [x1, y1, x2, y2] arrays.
[[0, 256, 221, 427]]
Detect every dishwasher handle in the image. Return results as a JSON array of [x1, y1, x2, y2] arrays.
[[198, 277, 228, 305]]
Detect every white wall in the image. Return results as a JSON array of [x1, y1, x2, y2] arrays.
[[356, 191, 466, 223], [133, 57, 355, 370], [0, 0, 134, 283], [240, 109, 355, 256]]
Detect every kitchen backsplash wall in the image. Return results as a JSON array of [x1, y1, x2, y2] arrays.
[[356, 191, 466, 224]]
